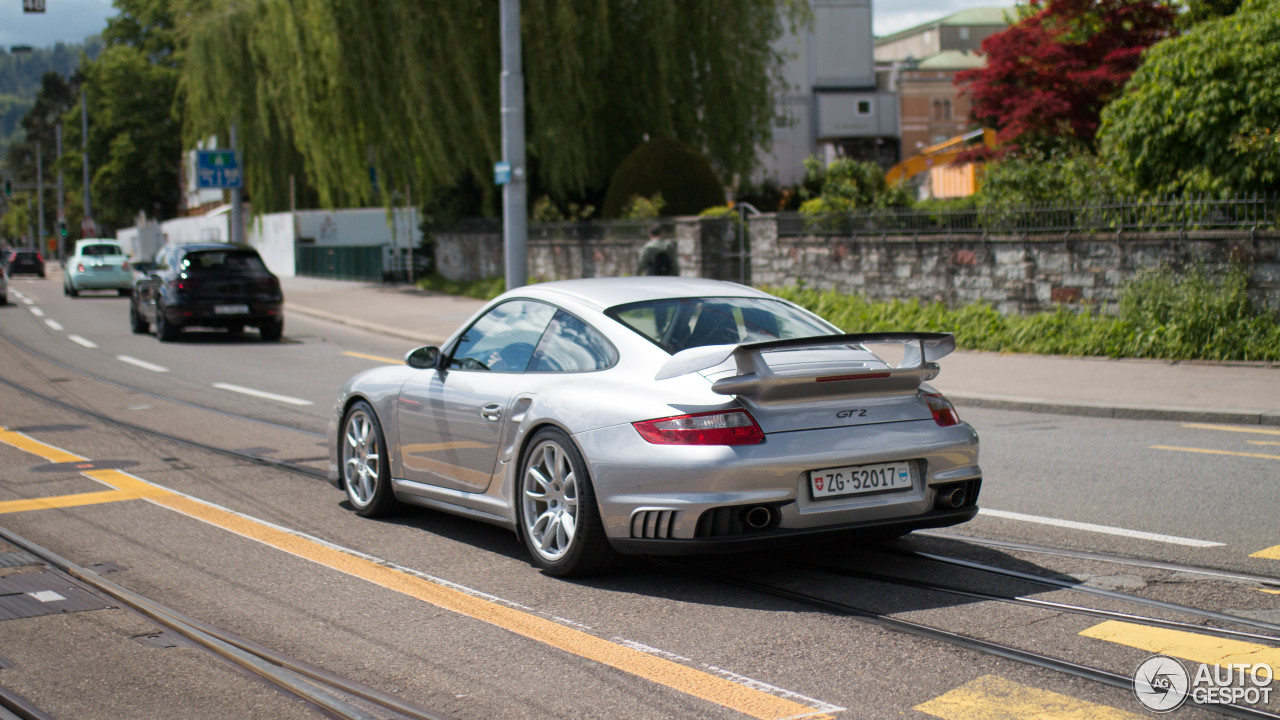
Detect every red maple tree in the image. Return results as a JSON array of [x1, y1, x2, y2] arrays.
[[956, 0, 1177, 157]]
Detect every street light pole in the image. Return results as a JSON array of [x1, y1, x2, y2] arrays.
[[56, 123, 64, 262], [36, 140, 44, 248], [81, 84, 93, 237], [500, 0, 527, 290], [230, 123, 243, 245]]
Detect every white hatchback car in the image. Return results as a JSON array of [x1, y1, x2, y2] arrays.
[[65, 239, 132, 297]]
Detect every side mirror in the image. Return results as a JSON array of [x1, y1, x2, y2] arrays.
[[405, 346, 441, 370]]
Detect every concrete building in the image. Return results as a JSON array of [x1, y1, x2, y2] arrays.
[[757, 0, 899, 186]]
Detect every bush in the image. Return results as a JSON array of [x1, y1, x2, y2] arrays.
[[416, 273, 506, 301]]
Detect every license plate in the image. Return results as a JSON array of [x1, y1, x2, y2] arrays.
[[810, 461, 915, 499], [214, 304, 250, 315]]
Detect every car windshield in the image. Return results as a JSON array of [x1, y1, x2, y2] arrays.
[[81, 243, 123, 256], [607, 296, 835, 354], [180, 251, 267, 273]]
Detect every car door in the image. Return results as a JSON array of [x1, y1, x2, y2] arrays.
[[396, 299, 557, 493]]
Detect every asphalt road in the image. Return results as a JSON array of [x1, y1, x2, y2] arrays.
[[0, 273, 1276, 720]]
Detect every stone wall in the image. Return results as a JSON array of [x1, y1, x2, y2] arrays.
[[435, 215, 1280, 315]]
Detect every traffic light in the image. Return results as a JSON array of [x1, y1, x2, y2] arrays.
[[3, 177, 10, 198], [58, 219, 67, 238]]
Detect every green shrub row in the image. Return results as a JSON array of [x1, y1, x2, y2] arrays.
[[769, 263, 1280, 362]]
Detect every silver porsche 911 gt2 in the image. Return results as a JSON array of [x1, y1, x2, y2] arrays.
[[328, 277, 981, 576]]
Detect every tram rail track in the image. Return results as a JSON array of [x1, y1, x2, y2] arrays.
[[657, 556, 1280, 719], [0, 526, 457, 720]]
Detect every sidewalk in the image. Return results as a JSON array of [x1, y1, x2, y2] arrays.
[[282, 276, 1280, 426]]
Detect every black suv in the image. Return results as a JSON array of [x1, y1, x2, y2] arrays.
[[130, 243, 284, 341], [6, 249, 45, 277]]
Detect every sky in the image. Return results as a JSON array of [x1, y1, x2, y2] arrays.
[[1, 0, 113, 50], [2, 0, 1017, 52]]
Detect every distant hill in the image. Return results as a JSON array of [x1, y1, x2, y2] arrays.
[[0, 38, 102, 159]]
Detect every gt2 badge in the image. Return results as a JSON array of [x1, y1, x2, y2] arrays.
[[836, 409, 868, 419]]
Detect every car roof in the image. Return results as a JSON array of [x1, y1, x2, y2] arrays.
[[508, 277, 772, 311], [171, 243, 259, 253], [75, 238, 122, 248]]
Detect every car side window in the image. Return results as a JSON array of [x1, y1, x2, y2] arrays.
[[448, 300, 556, 373], [528, 311, 617, 373]]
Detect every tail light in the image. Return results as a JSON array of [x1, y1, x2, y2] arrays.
[[633, 409, 764, 446], [922, 392, 960, 427], [76, 263, 85, 272], [169, 278, 200, 292], [259, 277, 280, 292], [122, 261, 130, 271]]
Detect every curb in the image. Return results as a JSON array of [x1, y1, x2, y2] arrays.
[[285, 303, 446, 346], [949, 393, 1280, 426]]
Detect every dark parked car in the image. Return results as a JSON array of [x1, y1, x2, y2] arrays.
[[130, 243, 284, 341], [6, 249, 45, 277]]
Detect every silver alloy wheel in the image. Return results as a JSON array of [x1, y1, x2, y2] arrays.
[[342, 408, 381, 508], [521, 439, 579, 562]]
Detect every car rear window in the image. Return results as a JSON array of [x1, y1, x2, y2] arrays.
[[180, 251, 267, 273], [81, 244, 123, 256], [607, 297, 835, 354]]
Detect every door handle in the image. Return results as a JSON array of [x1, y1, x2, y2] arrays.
[[481, 403, 503, 422]]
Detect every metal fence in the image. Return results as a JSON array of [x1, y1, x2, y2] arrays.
[[777, 195, 1280, 237]]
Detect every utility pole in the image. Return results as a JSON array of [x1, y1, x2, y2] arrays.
[[230, 123, 243, 245], [56, 123, 64, 262], [36, 140, 44, 248], [81, 85, 93, 238], [500, 0, 527, 290]]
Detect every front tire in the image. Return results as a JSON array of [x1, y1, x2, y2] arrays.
[[340, 401, 399, 517], [518, 428, 617, 577], [129, 301, 149, 334]]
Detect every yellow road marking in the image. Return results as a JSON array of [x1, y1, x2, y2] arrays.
[[1257, 588, 1280, 595], [915, 674, 1145, 720], [1251, 545, 1280, 560], [0, 428, 87, 463], [1181, 423, 1280, 436], [1080, 621, 1280, 674], [1150, 445, 1280, 461], [0, 489, 143, 514], [1248, 441, 1280, 447], [342, 351, 402, 365], [0, 428, 833, 719]]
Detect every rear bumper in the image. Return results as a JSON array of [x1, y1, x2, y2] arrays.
[[163, 300, 283, 327], [610, 505, 979, 555], [69, 270, 131, 289]]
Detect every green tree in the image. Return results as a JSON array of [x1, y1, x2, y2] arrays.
[[975, 149, 1126, 207], [179, 0, 809, 215], [1098, 0, 1280, 196], [53, 0, 183, 234], [3, 72, 76, 237]]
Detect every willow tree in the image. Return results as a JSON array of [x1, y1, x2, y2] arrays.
[[179, 0, 808, 214]]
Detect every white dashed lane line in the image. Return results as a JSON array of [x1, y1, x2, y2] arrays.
[[44, 319, 63, 331], [29, 307, 44, 317], [978, 508, 1224, 548], [68, 335, 98, 349], [212, 383, 313, 406], [116, 355, 169, 373]]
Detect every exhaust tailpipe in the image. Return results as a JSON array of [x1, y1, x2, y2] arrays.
[[943, 487, 967, 509], [743, 506, 774, 530]]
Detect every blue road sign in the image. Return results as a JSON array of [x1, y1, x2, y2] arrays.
[[494, 161, 511, 186], [196, 150, 242, 189]]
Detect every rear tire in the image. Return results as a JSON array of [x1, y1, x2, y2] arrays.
[[65, 281, 78, 297], [259, 319, 283, 342], [339, 401, 399, 517], [117, 288, 130, 297], [518, 428, 617, 577], [155, 303, 180, 342]]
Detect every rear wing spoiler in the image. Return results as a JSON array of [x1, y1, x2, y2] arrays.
[[655, 332, 956, 400]]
